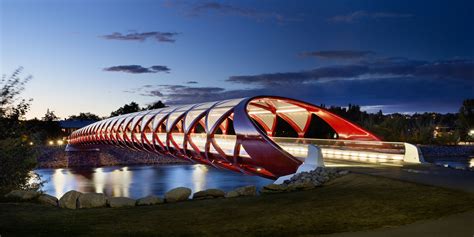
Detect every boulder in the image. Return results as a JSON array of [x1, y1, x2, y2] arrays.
[[59, 190, 83, 209], [38, 194, 58, 206], [225, 185, 257, 198], [165, 187, 192, 203], [136, 195, 163, 206], [77, 193, 107, 208], [107, 197, 136, 208], [4, 190, 40, 201], [225, 190, 239, 198], [260, 184, 288, 194], [288, 182, 316, 191], [193, 189, 225, 200]]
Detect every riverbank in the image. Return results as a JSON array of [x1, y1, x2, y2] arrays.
[[36, 146, 188, 168], [1, 173, 473, 236]]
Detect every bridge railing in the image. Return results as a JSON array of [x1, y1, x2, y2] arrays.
[[269, 137, 422, 164]]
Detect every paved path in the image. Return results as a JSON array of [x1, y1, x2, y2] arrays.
[[321, 159, 474, 237], [321, 210, 474, 237], [326, 159, 474, 193]]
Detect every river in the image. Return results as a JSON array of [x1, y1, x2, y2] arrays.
[[35, 164, 273, 199]]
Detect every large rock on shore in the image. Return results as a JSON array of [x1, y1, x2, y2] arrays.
[[225, 185, 257, 198], [136, 195, 163, 206], [107, 197, 136, 208], [38, 194, 58, 206], [283, 167, 348, 187], [193, 189, 225, 200], [165, 187, 192, 203], [77, 193, 107, 208], [260, 184, 289, 194], [4, 190, 40, 201], [59, 190, 83, 209]]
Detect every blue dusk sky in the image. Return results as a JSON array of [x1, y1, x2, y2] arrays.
[[1, 0, 473, 119]]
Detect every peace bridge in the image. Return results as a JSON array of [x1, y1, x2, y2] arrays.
[[66, 96, 423, 179]]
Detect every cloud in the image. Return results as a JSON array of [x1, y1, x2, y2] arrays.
[[227, 58, 473, 86], [103, 65, 171, 74], [328, 11, 413, 23], [102, 31, 179, 42], [186, 81, 198, 84], [167, 1, 301, 23], [300, 50, 375, 60], [127, 54, 472, 113]]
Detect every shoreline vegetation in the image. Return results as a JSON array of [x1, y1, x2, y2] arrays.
[[1, 173, 473, 236]]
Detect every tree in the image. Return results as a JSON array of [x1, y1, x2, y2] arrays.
[[110, 102, 141, 117], [68, 112, 101, 121], [42, 109, 58, 121], [458, 99, 474, 141], [0, 67, 40, 193], [146, 100, 166, 110]]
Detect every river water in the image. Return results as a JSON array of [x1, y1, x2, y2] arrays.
[[35, 164, 273, 199]]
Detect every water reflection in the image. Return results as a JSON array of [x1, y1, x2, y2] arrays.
[[36, 164, 272, 198]]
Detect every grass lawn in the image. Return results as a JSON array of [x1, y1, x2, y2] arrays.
[[1, 173, 473, 236]]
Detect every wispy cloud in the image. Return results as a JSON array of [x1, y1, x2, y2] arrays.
[[186, 81, 198, 84], [300, 50, 375, 60], [103, 65, 171, 74], [227, 58, 473, 86], [102, 31, 179, 42], [328, 11, 413, 23], [166, 1, 302, 23]]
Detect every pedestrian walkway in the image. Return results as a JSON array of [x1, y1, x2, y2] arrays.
[[322, 210, 474, 237], [326, 158, 474, 193]]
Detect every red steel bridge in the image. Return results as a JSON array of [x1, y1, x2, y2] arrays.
[[67, 96, 423, 179]]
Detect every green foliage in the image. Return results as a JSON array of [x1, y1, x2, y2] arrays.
[[0, 67, 39, 193]]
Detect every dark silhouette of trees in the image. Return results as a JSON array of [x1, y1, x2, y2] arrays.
[[0, 67, 39, 193], [68, 112, 101, 121], [146, 100, 166, 110], [458, 99, 474, 141], [110, 102, 141, 117]]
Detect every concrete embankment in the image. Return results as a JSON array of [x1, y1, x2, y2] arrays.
[[35, 146, 188, 168]]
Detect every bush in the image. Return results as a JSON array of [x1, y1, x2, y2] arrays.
[[0, 67, 41, 194]]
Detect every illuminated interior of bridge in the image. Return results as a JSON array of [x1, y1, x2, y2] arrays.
[[67, 96, 422, 179]]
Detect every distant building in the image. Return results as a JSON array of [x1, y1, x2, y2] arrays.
[[59, 119, 97, 135]]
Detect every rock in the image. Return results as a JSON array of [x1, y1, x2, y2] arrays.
[[288, 182, 316, 191], [165, 187, 192, 203], [77, 193, 107, 208], [136, 195, 163, 206], [225, 185, 257, 198], [38, 194, 58, 206], [193, 189, 225, 200], [338, 170, 349, 176], [260, 184, 288, 194], [225, 190, 239, 198], [4, 190, 40, 201], [59, 190, 83, 209], [107, 197, 136, 208]]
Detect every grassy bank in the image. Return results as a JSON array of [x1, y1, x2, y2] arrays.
[[1, 173, 473, 236]]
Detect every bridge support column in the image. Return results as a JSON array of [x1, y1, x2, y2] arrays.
[[403, 143, 425, 163], [274, 145, 324, 184]]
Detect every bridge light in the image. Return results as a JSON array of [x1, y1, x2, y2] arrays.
[[256, 168, 262, 172], [57, 140, 64, 145]]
